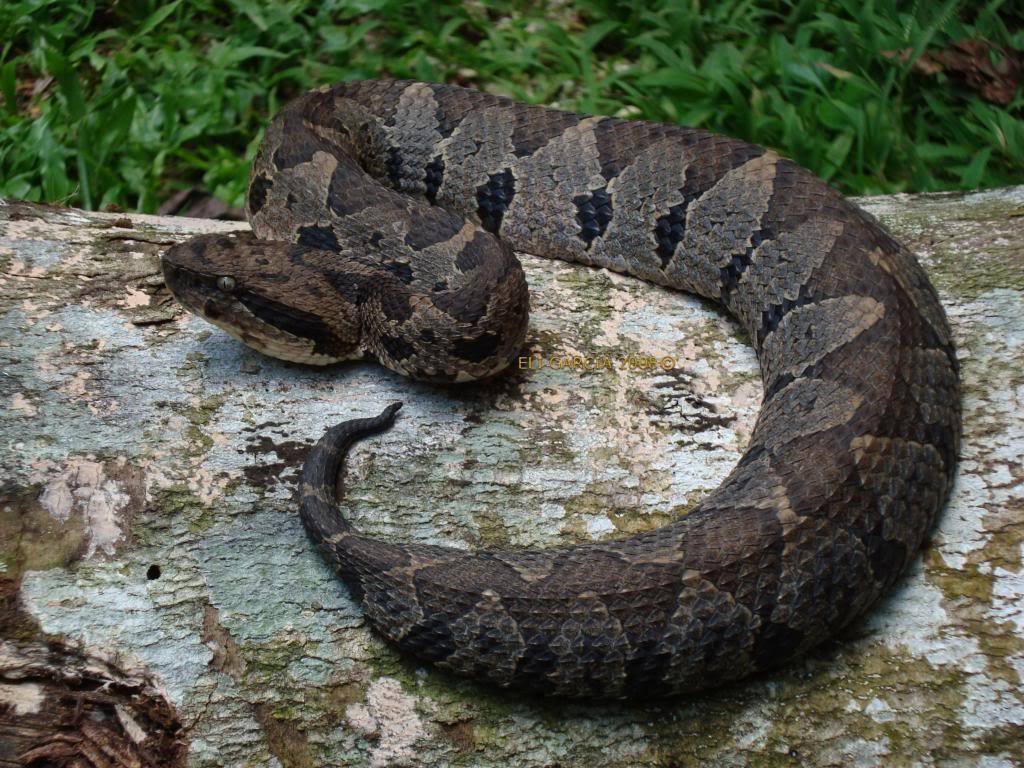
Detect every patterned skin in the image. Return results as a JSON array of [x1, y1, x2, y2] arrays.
[[161, 80, 961, 698]]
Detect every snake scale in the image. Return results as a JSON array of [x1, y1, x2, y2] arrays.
[[161, 80, 961, 698]]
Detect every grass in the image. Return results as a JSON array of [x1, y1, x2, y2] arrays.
[[1, 0, 1021, 214]]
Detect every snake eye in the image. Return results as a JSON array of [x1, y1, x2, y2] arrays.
[[217, 276, 237, 293]]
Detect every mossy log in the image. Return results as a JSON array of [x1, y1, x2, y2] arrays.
[[1, 188, 1022, 767]]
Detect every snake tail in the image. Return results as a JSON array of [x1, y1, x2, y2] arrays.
[[299, 402, 404, 592]]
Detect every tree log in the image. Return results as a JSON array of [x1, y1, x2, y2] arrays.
[[1, 188, 1022, 767]]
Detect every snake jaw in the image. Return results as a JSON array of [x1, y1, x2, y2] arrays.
[[200, 302, 353, 366], [161, 236, 363, 365]]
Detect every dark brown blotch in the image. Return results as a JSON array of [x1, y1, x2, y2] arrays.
[[297, 225, 340, 252], [453, 333, 501, 363], [510, 106, 582, 157], [248, 174, 273, 215], [325, 269, 366, 306], [237, 293, 338, 354], [328, 163, 373, 217], [270, 114, 323, 169], [382, 260, 415, 284], [378, 331, 418, 362], [428, 84, 482, 139], [404, 206, 463, 251], [424, 156, 445, 204], [475, 169, 515, 233], [454, 232, 494, 273], [573, 187, 613, 248]]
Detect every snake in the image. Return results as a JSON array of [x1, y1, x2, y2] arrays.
[[160, 79, 961, 698]]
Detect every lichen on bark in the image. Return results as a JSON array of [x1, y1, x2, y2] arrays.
[[1, 189, 1022, 767]]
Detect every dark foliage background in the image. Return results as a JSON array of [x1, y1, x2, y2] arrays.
[[1, 0, 1021, 213]]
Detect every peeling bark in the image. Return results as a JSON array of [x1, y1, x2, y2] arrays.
[[0, 627, 187, 766], [1, 189, 1022, 767]]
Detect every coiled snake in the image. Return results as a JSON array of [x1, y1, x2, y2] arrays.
[[161, 80, 961, 698]]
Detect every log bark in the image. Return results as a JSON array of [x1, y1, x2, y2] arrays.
[[1, 188, 1022, 767]]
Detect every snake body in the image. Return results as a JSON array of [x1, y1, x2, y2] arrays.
[[161, 80, 961, 698]]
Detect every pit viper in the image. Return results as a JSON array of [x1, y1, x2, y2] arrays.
[[161, 80, 961, 698]]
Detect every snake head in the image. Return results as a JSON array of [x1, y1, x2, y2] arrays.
[[161, 231, 363, 365], [163, 227, 530, 383]]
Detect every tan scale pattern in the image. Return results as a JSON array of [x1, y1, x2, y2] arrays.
[[435, 105, 517, 213], [588, 135, 692, 282], [501, 117, 606, 260], [672, 152, 779, 298]]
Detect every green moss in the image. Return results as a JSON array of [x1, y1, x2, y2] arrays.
[[551, 268, 615, 347], [161, 391, 228, 459], [930, 253, 1024, 302], [609, 502, 696, 535], [0, 487, 88, 578], [148, 484, 217, 536], [925, 516, 1024, 687], [359, 643, 537, 741], [868, 191, 1024, 301], [467, 504, 514, 549], [637, 645, 971, 765]]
